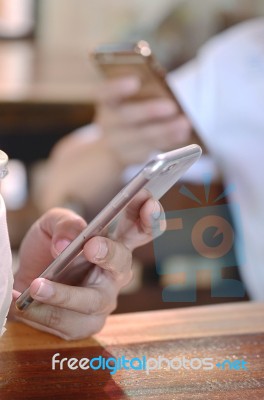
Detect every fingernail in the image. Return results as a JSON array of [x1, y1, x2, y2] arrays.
[[152, 200, 161, 220], [12, 289, 21, 300], [32, 278, 54, 299], [95, 238, 108, 260], [54, 239, 71, 255]]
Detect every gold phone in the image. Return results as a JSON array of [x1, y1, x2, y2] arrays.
[[93, 40, 182, 109]]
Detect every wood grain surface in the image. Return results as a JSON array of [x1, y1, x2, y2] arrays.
[[0, 302, 263, 399]]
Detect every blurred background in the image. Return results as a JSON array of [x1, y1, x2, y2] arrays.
[[1, 0, 262, 313]]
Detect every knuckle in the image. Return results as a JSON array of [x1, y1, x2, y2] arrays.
[[141, 220, 154, 236], [100, 240, 133, 282], [86, 289, 102, 314], [57, 215, 85, 231], [43, 306, 62, 329], [43, 207, 61, 219]]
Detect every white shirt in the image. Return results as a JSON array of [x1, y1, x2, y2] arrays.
[[0, 194, 13, 336], [168, 18, 264, 300]]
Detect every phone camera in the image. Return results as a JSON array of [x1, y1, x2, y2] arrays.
[[162, 163, 178, 174]]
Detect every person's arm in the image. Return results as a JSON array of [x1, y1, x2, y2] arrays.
[[34, 130, 125, 214], [35, 75, 193, 214]]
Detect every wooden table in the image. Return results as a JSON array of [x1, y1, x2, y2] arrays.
[[1, 302, 263, 399], [0, 41, 98, 103], [0, 41, 96, 163]]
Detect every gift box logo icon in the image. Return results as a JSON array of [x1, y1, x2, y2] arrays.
[[153, 178, 246, 302]]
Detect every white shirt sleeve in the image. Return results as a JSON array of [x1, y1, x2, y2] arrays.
[[0, 194, 13, 336], [167, 18, 264, 300]]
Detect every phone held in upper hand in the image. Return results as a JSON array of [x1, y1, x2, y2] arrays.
[[92, 40, 183, 109], [16, 145, 202, 311]]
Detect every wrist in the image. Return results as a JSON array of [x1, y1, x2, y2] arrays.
[[99, 136, 129, 171]]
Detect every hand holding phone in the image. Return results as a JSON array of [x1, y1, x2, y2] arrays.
[[16, 145, 201, 313], [13, 192, 164, 340], [93, 40, 181, 104], [93, 41, 192, 166]]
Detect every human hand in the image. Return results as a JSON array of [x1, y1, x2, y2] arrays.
[[12, 191, 164, 340], [95, 76, 192, 166]]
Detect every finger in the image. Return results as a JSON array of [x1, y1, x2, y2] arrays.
[[14, 209, 87, 291], [98, 124, 156, 165], [83, 236, 133, 286], [119, 98, 179, 125], [111, 189, 152, 241], [139, 115, 192, 150], [120, 189, 152, 223], [100, 98, 179, 127], [139, 198, 166, 239], [26, 276, 117, 315], [99, 115, 191, 165], [14, 304, 106, 340], [114, 196, 166, 250], [93, 76, 140, 104], [38, 208, 87, 257]]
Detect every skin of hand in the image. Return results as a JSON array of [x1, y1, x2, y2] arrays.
[[94, 76, 192, 166], [35, 76, 192, 213], [36, 137, 125, 213], [11, 191, 165, 340]]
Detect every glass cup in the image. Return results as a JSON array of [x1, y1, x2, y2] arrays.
[[0, 150, 8, 192]]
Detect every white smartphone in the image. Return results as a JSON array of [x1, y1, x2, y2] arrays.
[[16, 144, 201, 311]]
